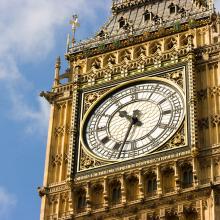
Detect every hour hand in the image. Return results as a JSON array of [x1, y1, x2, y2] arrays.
[[133, 110, 141, 118], [132, 110, 142, 127], [119, 111, 132, 121]]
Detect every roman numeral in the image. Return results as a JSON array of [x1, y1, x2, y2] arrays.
[[131, 142, 137, 151], [162, 110, 172, 115], [131, 93, 138, 100], [158, 123, 168, 129], [110, 97, 122, 107], [97, 126, 106, 132], [148, 135, 159, 147], [101, 136, 110, 144], [113, 142, 121, 151], [158, 98, 167, 105], [158, 123, 175, 130], [147, 85, 159, 100]]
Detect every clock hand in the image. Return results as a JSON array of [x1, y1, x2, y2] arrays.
[[119, 110, 132, 122], [117, 111, 142, 159], [117, 120, 133, 159], [119, 110, 142, 126]]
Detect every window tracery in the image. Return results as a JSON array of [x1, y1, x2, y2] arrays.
[[126, 174, 139, 202], [109, 179, 121, 205]]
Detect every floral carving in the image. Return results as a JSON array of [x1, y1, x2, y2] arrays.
[[209, 86, 220, 97], [84, 89, 110, 112], [80, 149, 105, 171], [51, 154, 63, 167], [163, 126, 185, 150], [54, 126, 64, 136], [211, 115, 220, 127], [163, 70, 183, 88]]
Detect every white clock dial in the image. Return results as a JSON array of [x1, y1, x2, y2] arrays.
[[82, 79, 185, 161]]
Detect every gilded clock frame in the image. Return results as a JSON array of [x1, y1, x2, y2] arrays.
[[79, 74, 187, 166]]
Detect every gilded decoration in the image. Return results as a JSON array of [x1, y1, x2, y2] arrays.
[[79, 148, 107, 171], [83, 88, 111, 113], [162, 126, 185, 150], [51, 154, 63, 167], [162, 69, 184, 88], [40, 0, 220, 219]]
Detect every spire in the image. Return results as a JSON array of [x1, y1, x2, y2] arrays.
[[69, 15, 80, 47], [54, 56, 61, 87]]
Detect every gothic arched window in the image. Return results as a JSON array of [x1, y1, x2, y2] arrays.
[[182, 167, 193, 188], [77, 195, 86, 210], [147, 177, 157, 194], [146, 173, 157, 195], [143, 11, 153, 22], [118, 17, 125, 28], [112, 187, 121, 203], [168, 3, 178, 15], [109, 180, 121, 205]]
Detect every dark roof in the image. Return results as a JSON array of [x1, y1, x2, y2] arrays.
[[69, 0, 212, 54]]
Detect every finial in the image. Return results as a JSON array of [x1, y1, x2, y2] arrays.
[[54, 56, 61, 87], [69, 14, 80, 47]]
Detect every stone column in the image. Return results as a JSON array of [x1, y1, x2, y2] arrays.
[[54, 57, 60, 87], [138, 169, 144, 200], [192, 157, 199, 187], [121, 174, 126, 205], [211, 158, 214, 182], [103, 177, 109, 208], [174, 161, 180, 191], [59, 101, 68, 182], [86, 183, 91, 212], [178, 204, 186, 220], [156, 165, 162, 195], [159, 208, 166, 220]]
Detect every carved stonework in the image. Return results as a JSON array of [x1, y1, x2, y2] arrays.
[[198, 117, 209, 130], [162, 126, 185, 150], [162, 69, 184, 88], [197, 89, 207, 101], [209, 86, 220, 97], [79, 148, 107, 171], [211, 114, 220, 127], [40, 91, 57, 104], [84, 88, 110, 113], [38, 186, 49, 198], [40, 0, 220, 219], [51, 154, 63, 167], [54, 126, 64, 137]]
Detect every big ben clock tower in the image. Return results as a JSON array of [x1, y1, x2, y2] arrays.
[[39, 0, 220, 219]]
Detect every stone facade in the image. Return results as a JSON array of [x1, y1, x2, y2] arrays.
[[39, 0, 220, 219]]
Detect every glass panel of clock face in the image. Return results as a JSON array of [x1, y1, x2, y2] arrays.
[[83, 80, 185, 161]]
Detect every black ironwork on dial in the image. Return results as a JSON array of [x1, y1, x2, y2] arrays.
[[83, 80, 185, 161]]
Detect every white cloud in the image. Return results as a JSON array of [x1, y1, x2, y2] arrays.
[[0, 0, 110, 135], [0, 187, 16, 219], [215, 0, 220, 11]]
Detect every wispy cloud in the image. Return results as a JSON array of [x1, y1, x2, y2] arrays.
[[0, 0, 110, 135], [0, 187, 16, 219]]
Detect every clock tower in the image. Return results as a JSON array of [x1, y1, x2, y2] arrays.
[[39, 0, 220, 220]]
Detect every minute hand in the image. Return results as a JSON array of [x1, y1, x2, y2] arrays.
[[117, 121, 133, 159]]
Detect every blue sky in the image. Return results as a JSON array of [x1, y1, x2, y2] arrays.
[[0, 1, 219, 220]]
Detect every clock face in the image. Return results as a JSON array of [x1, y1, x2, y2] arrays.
[[82, 79, 185, 161]]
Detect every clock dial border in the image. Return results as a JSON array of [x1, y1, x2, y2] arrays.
[[80, 77, 186, 163]]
